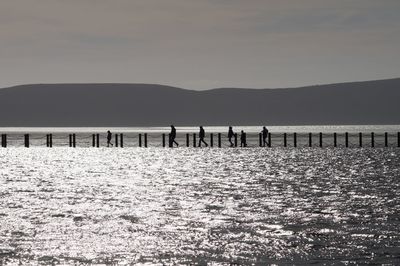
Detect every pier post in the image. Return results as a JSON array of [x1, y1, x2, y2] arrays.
[[162, 134, 166, 147], [50, 134, 53, 148], [385, 132, 388, 147], [359, 133, 362, 147], [334, 133, 337, 147], [234, 133, 238, 147], [115, 134, 119, 147], [193, 133, 196, 147], [218, 133, 221, 148], [319, 132, 323, 148], [69, 134, 72, 147], [398, 132, 400, 148], [259, 133, 262, 147], [284, 133, 287, 147], [73, 134, 76, 148], [139, 134, 142, 147], [186, 134, 189, 147], [46, 134, 49, 147], [308, 133, 312, 147], [293, 133, 297, 148], [1, 134, 6, 148], [24, 134, 29, 148], [96, 134, 99, 148], [210, 133, 214, 147], [144, 133, 148, 148], [345, 132, 349, 148], [120, 134, 124, 148], [371, 132, 375, 148], [268, 133, 271, 147]]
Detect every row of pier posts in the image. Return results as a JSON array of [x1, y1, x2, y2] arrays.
[[278, 132, 394, 148], [1, 132, 400, 148]]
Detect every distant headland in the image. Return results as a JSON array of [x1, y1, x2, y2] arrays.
[[0, 78, 400, 126]]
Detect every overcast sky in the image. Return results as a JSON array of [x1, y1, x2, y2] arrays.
[[1, 0, 399, 90]]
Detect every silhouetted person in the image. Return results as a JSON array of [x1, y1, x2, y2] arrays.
[[169, 125, 179, 147], [262, 126, 269, 147], [240, 130, 247, 147], [107, 130, 113, 147], [198, 126, 208, 147], [228, 126, 235, 147]]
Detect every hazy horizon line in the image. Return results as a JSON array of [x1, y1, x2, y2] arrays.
[[2, 76, 400, 91]]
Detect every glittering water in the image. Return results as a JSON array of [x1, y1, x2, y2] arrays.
[[1, 148, 400, 265]]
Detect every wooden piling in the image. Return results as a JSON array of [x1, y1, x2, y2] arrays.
[[162, 133, 166, 147], [319, 132, 323, 148], [218, 133, 221, 148], [49, 134, 52, 148], [359, 132, 362, 147], [139, 134, 142, 147], [92, 134, 95, 147], [1, 134, 6, 148], [293, 133, 297, 148], [186, 133, 190, 147], [334, 133, 337, 147], [144, 133, 148, 148], [345, 132, 349, 148], [308, 133, 312, 147], [371, 132, 374, 148], [73, 134, 76, 148], [259, 133, 262, 147], [210, 133, 214, 147], [193, 133, 196, 147], [96, 134, 99, 148], [120, 134, 124, 148], [24, 134, 29, 148], [398, 132, 400, 148], [115, 134, 119, 147], [385, 132, 388, 147], [284, 133, 287, 147], [268, 133, 271, 147], [46, 134, 49, 147], [234, 133, 238, 147]]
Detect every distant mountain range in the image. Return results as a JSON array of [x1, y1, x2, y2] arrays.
[[0, 78, 399, 126]]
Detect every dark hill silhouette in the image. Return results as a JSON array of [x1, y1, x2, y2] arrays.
[[0, 79, 399, 126]]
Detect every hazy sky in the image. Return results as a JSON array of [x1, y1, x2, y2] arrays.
[[1, 0, 400, 90]]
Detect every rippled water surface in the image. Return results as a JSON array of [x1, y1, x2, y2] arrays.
[[1, 148, 400, 265]]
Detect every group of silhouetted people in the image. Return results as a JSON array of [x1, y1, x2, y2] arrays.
[[169, 125, 269, 148], [105, 126, 269, 147]]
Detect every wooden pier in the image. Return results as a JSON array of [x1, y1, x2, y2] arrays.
[[0, 132, 399, 148]]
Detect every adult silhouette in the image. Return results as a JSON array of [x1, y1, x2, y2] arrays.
[[169, 125, 179, 147], [240, 130, 247, 147], [198, 126, 208, 147], [262, 126, 269, 147], [107, 130, 113, 147], [228, 126, 235, 147]]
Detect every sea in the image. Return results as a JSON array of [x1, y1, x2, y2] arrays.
[[1, 125, 400, 265]]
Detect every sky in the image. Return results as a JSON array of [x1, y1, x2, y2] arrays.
[[1, 0, 400, 90]]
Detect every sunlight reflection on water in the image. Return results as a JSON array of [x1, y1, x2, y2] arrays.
[[0, 148, 400, 264]]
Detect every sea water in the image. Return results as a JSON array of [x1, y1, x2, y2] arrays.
[[0, 126, 400, 264]]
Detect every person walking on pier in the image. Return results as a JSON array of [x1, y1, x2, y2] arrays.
[[107, 130, 113, 147], [262, 126, 269, 147], [228, 126, 235, 147], [169, 125, 179, 147], [240, 130, 247, 147], [198, 126, 208, 147]]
